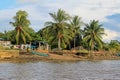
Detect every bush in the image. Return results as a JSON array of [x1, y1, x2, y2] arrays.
[[0, 46, 5, 50], [0, 46, 12, 50]]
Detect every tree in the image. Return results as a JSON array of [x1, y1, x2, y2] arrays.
[[83, 20, 105, 52], [31, 32, 42, 41], [69, 16, 82, 49], [45, 9, 72, 50], [10, 10, 32, 45], [108, 40, 120, 54], [5, 30, 16, 44], [37, 27, 51, 42], [0, 32, 5, 39]]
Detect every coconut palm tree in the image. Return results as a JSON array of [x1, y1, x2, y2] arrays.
[[69, 16, 82, 49], [10, 10, 32, 45], [108, 40, 120, 54], [83, 20, 105, 52], [45, 9, 72, 50]]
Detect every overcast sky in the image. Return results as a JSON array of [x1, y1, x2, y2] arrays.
[[0, 0, 120, 42]]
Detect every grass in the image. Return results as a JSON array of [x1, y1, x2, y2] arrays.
[[0, 45, 11, 50]]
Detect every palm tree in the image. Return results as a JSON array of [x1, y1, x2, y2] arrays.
[[45, 9, 72, 50], [83, 20, 105, 52], [108, 40, 120, 54], [39, 27, 51, 42], [69, 16, 82, 49], [10, 10, 32, 45]]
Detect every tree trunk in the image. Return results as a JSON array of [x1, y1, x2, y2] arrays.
[[58, 38, 61, 50], [69, 43, 71, 50], [18, 29, 21, 54], [90, 43, 94, 59], [74, 37, 76, 49]]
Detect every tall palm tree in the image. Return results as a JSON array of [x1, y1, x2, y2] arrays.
[[69, 16, 82, 49], [10, 10, 32, 45], [83, 20, 105, 52], [45, 9, 72, 50]]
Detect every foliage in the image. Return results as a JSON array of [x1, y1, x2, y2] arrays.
[[10, 10, 32, 44], [0, 32, 5, 39], [2, 9, 117, 53], [69, 15, 83, 49], [45, 9, 72, 50], [108, 40, 120, 54], [0, 46, 11, 50], [83, 20, 105, 51]]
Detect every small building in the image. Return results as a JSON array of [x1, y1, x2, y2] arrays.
[[0, 38, 11, 48], [30, 41, 50, 50]]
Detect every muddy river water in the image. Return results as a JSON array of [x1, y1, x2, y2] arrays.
[[0, 60, 120, 80]]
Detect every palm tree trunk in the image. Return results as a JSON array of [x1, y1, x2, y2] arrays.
[[74, 37, 76, 49], [90, 43, 94, 59], [18, 29, 21, 54], [69, 43, 71, 50], [58, 38, 61, 50]]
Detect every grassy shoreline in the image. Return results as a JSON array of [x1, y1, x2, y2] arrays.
[[0, 50, 120, 63], [0, 53, 120, 62]]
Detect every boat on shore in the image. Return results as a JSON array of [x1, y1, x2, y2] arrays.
[[31, 51, 49, 57]]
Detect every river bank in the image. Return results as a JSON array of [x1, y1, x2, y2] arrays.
[[0, 50, 120, 63]]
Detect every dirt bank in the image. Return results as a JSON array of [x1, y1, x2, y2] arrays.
[[0, 50, 120, 63]]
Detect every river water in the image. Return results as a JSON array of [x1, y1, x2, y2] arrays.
[[0, 60, 120, 80]]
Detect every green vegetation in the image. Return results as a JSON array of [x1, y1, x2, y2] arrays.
[[45, 9, 72, 50], [9, 10, 32, 45], [69, 16, 82, 49], [0, 9, 120, 56], [0, 45, 12, 50], [83, 20, 105, 55], [108, 40, 120, 55]]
